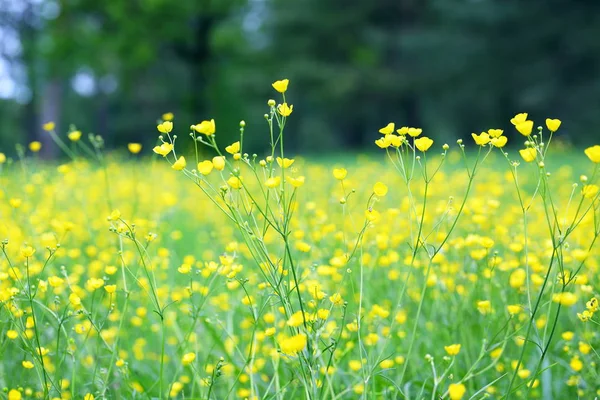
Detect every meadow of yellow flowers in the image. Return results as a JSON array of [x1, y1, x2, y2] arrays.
[[0, 80, 599, 399]]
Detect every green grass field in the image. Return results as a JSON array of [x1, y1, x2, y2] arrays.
[[1, 85, 599, 400]]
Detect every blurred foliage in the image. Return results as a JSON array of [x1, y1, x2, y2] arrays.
[[1, 0, 600, 155]]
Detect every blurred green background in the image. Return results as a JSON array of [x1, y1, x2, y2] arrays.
[[1, 0, 600, 156]]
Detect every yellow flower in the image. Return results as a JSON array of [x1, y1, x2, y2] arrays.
[[276, 157, 295, 168], [379, 123, 395, 135], [20, 246, 35, 258], [104, 285, 117, 294], [225, 141, 240, 155], [212, 156, 226, 171], [227, 176, 243, 189], [29, 141, 42, 152], [471, 132, 490, 146], [162, 112, 174, 121], [84, 394, 94, 400], [448, 383, 466, 400], [552, 292, 577, 307], [6, 330, 18, 339], [43, 121, 55, 131], [172, 156, 187, 171], [192, 119, 216, 136], [491, 136, 508, 148], [570, 356, 583, 372], [375, 136, 391, 149], [510, 113, 528, 126], [584, 145, 600, 163], [516, 120, 534, 136], [407, 127, 422, 137], [116, 359, 125, 367], [68, 130, 82, 141], [546, 118, 561, 132], [48, 276, 64, 287], [8, 389, 21, 400], [287, 176, 305, 188], [582, 184, 599, 199], [197, 160, 214, 176], [519, 148, 537, 163], [128, 143, 142, 154], [414, 136, 433, 152], [277, 103, 293, 117], [396, 126, 409, 135], [153, 143, 173, 157], [182, 352, 196, 366], [22, 360, 34, 369], [278, 333, 307, 355], [488, 129, 503, 138], [272, 79, 289, 93], [0, 152, 6, 164], [507, 304, 522, 315], [477, 300, 492, 315], [373, 182, 388, 197], [444, 344, 461, 356], [265, 176, 281, 189], [157, 121, 173, 134], [333, 168, 347, 180]]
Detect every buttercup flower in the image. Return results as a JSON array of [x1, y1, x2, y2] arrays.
[[379, 123, 395, 135], [272, 79, 289, 93], [192, 119, 216, 135], [414, 137, 433, 152]]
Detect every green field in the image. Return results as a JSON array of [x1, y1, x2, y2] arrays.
[[1, 89, 599, 400]]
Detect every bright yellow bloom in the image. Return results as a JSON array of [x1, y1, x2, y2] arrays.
[[20, 246, 35, 258], [225, 141, 240, 155], [0, 152, 5, 164], [276, 157, 295, 168], [444, 344, 461, 356], [68, 130, 82, 141], [84, 394, 94, 400], [552, 292, 577, 307], [29, 141, 42, 152], [507, 304, 522, 315], [379, 123, 395, 135], [227, 176, 243, 189], [448, 383, 466, 400], [157, 121, 173, 134], [375, 136, 391, 149], [212, 156, 225, 171], [8, 389, 21, 400], [277, 103, 293, 117], [570, 356, 583, 372], [477, 300, 492, 315], [582, 184, 599, 199], [48, 276, 64, 287], [396, 126, 409, 135], [153, 143, 173, 157], [162, 112, 174, 121], [491, 136, 508, 148], [407, 127, 422, 137], [104, 285, 117, 294], [519, 148, 537, 163], [516, 120, 534, 136], [272, 79, 289, 93], [43, 121, 55, 131], [172, 156, 187, 171], [265, 176, 281, 189], [192, 119, 216, 135], [584, 145, 600, 163], [128, 143, 142, 154], [373, 182, 388, 197], [510, 113, 528, 126], [414, 136, 433, 152], [197, 160, 214, 176], [6, 330, 18, 339], [182, 352, 196, 366], [333, 168, 347, 180], [471, 132, 490, 146], [488, 129, 503, 138], [287, 176, 305, 187], [22, 360, 34, 369], [278, 334, 307, 355], [546, 118, 561, 132]]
